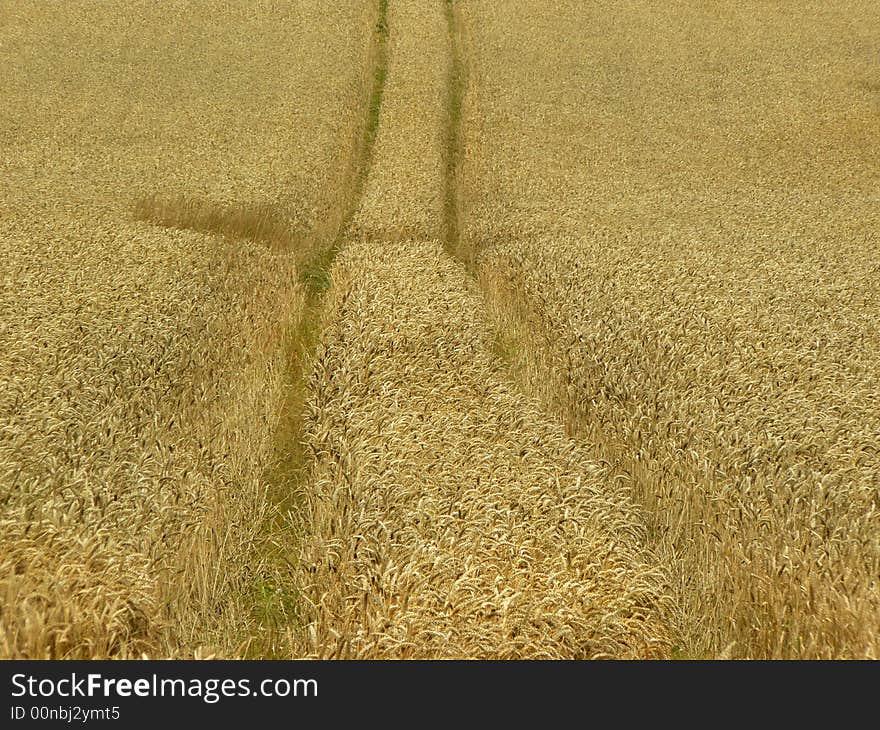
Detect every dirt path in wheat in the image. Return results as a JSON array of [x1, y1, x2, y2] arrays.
[[287, 0, 678, 658]]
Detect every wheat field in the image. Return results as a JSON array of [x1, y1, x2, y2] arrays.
[[458, 0, 880, 658], [1, 0, 878, 659], [0, 0, 374, 658]]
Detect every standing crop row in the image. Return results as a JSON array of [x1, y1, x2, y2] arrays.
[[457, 0, 880, 657]]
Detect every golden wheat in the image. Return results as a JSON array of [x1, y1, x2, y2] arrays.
[[350, 0, 449, 243], [4, 0, 877, 661], [0, 0, 373, 658], [457, 0, 880, 658], [285, 0, 676, 659], [292, 239, 675, 658]]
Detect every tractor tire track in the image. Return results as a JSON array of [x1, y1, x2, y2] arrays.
[[255, 0, 390, 655], [290, 0, 678, 658]]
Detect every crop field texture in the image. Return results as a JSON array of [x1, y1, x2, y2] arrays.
[[0, 0, 373, 658], [3, 0, 878, 661], [293, 237, 675, 658], [458, 0, 880, 658], [286, 2, 673, 660]]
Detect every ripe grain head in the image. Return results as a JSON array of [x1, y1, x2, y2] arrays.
[[457, 0, 880, 658], [291, 239, 677, 658], [0, 0, 371, 658]]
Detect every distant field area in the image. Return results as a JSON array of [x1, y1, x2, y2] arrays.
[[1, 0, 877, 658]]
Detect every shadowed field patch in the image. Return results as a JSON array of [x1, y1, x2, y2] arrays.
[[134, 194, 304, 253]]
